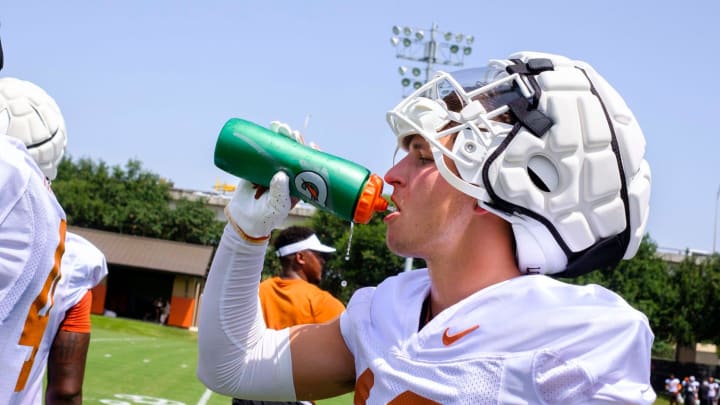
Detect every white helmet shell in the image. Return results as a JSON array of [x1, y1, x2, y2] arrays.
[[0, 77, 67, 180], [386, 51, 651, 276]]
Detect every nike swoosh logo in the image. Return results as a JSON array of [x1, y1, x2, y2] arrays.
[[442, 325, 479, 346]]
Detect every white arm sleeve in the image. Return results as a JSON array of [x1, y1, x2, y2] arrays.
[[197, 224, 296, 400]]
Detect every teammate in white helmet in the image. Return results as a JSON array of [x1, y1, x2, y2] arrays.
[[0, 74, 108, 404], [197, 52, 655, 404]]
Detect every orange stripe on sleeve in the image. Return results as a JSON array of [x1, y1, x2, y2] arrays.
[[59, 290, 92, 333]]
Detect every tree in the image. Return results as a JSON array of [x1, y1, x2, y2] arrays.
[[669, 254, 720, 347], [52, 156, 223, 245]]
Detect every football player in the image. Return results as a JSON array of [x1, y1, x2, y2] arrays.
[[197, 52, 655, 404], [0, 76, 108, 404]]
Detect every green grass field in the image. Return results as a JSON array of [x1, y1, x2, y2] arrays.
[[84, 315, 667, 405], [84, 315, 352, 404]]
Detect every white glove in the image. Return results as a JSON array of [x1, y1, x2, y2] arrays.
[[225, 171, 291, 242], [270, 120, 304, 144]]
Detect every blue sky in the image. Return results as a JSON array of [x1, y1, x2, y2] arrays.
[[2, 1, 719, 253]]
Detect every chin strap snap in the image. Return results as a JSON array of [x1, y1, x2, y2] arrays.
[[505, 58, 555, 138]]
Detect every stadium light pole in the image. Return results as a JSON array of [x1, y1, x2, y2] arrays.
[[391, 23, 475, 271], [713, 185, 720, 253], [390, 23, 474, 97]]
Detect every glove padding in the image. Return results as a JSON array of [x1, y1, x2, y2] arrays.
[[226, 171, 291, 240]]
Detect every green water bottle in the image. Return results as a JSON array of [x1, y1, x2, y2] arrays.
[[214, 118, 388, 224]]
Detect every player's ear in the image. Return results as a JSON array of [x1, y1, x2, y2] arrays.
[[294, 251, 308, 266]]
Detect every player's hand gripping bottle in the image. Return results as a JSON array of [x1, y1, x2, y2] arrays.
[[214, 118, 389, 224]]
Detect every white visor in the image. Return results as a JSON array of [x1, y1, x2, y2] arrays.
[[275, 234, 336, 257]]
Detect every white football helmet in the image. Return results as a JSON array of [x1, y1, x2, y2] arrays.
[[0, 77, 67, 181], [386, 51, 651, 277]]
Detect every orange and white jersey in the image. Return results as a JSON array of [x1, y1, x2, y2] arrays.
[[340, 269, 656, 405], [0, 137, 107, 404], [15, 231, 108, 404]]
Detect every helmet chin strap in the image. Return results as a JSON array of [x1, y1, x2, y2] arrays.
[[505, 215, 568, 275]]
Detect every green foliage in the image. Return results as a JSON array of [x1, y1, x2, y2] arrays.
[[52, 156, 224, 245], [670, 254, 720, 346], [165, 199, 226, 245]]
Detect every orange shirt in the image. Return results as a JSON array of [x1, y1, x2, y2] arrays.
[[258, 277, 345, 330]]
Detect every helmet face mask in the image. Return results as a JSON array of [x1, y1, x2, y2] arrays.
[[386, 52, 651, 277]]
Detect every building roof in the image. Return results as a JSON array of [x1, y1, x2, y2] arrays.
[[68, 226, 214, 277]]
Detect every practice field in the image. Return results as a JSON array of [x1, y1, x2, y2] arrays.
[[84, 315, 352, 405]]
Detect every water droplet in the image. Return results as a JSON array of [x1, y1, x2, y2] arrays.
[[345, 222, 354, 261]]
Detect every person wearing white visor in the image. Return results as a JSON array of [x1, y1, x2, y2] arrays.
[[276, 233, 336, 259]]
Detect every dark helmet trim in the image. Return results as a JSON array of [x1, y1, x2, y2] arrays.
[[481, 123, 574, 257], [23, 104, 59, 149]]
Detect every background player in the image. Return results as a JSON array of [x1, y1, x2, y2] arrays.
[[0, 74, 108, 404]]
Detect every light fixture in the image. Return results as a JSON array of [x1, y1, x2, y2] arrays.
[[391, 23, 475, 98]]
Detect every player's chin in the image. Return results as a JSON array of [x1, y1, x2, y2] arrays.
[[385, 228, 409, 257]]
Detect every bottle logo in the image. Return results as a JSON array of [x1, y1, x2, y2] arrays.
[[294, 171, 328, 207]]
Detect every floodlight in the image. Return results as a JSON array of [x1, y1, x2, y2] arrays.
[[390, 23, 475, 98]]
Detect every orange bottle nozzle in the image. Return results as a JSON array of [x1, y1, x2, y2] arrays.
[[353, 174, 388, 224]]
